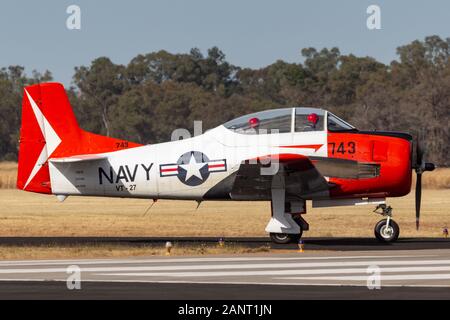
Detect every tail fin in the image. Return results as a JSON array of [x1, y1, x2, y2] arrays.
[[17, 82, 141, 194]]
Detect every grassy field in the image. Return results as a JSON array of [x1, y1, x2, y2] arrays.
[[0, 162, 17, 189], [0, 162, 449, 259], [0, 188, 448, 238]]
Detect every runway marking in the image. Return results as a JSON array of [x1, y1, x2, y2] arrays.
[[281, 274, 450, 281], [1, 259, 450, 274], [0, 254, 428, 267], [1, 251, 450, 289], [99, 266, 450, 278]]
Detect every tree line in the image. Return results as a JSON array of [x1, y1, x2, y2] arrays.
[[0, 35, 448, 165]]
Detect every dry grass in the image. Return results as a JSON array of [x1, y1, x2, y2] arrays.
[[0, 162, 17, 189], [1, 162, 449, 189], [412, 167, 450, 189], [0, 189, 449, 239], [0, 244, 271, 260]]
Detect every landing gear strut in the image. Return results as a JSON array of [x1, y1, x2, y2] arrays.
[[266, 170, 309, 244], [373, 204, 400, 243]]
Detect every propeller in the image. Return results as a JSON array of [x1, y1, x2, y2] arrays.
[[413, 135, 435, 230]]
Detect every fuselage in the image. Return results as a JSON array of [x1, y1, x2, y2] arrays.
[[48, 108, 413, 201]]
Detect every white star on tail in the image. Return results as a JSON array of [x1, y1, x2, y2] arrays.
[[179, 154, 206, 181]]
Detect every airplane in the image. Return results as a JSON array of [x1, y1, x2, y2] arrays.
[[16, 82, 435, 244]]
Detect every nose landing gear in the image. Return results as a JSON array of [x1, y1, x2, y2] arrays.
[[373, 204, 400, 243]]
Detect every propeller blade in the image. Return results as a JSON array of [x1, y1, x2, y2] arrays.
[[415, 172, 422, 230], [416, 135, 424, 169]]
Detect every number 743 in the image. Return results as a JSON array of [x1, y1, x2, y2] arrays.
[[329, 141, 356, 154]]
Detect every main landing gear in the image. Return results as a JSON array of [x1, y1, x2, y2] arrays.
[[265, 171, 308, 244], [373, 204, 400, 243]]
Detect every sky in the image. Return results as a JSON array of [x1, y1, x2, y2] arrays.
[[0, 0, 449, 86]]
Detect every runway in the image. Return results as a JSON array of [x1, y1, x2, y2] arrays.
[[2, 236, 450, 251], [1, 249, 450, 299]]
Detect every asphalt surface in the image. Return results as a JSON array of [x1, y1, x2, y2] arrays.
[[1, 249, 450, 299], [1, 236, 450, 251], [2, 281, 450, 300]]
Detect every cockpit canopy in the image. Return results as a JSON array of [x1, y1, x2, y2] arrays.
[[223, 107, 355, 134]]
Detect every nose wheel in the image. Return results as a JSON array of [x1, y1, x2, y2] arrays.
[[373, 204, 400, 243], [374, 218, 400, 242]]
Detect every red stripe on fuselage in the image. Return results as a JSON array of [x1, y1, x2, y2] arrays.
[[279, 144, 323, 152]]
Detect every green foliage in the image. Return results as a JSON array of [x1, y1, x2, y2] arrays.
[[0, 36, 448, 165], [0, 67, 53, 160]]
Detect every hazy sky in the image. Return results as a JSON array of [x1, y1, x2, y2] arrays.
[[1, 0, 449, 86]]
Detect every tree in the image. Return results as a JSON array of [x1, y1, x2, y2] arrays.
[[73, 57, 127, 136], [0, 36, 448, 165], [0, 66, 53, 160]]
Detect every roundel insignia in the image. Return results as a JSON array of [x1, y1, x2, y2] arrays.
[[177, 151, 210, 186], [159, 151, 227, 186]]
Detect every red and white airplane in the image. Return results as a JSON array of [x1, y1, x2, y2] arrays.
[[17, 83, 435, 244]]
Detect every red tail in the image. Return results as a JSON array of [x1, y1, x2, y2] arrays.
[[17, 82, 142, 194]]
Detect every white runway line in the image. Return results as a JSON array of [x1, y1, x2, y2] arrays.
[[1, 259, 450, 274], [281, 274, 450, 281], [0, 254, 429, 267], [99, 266, 450, 278]]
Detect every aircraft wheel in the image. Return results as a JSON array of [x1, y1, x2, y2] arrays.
[[269, 233, 300, 244], [374, 219, 399, 243], [270, 227, 303, 244]]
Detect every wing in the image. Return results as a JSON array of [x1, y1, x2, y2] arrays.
[[49, 153, 108, 163], [204, 154, 329, 200], [204, 154, 381, 200]]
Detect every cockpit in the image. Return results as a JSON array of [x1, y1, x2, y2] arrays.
[[223, 107, 356, 134]]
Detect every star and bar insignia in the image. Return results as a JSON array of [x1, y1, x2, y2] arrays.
[[159, 151, 227, 186]]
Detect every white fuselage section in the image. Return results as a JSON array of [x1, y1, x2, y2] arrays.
[[48, 126, 327, 200]]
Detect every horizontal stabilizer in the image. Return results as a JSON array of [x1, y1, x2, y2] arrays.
[[49, 154, 108, 163]]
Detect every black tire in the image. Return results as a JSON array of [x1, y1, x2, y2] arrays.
[[269, 215, 305, 244], [270, 220, 303, 244], [270, 232, 301, 244], [374, 219, 400, 243]]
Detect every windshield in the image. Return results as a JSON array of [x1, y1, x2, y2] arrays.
[[223, 108, 292, 134], [327, 113, 356, 132]]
